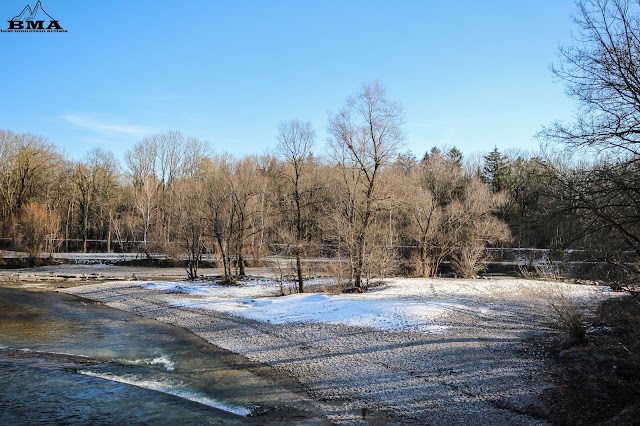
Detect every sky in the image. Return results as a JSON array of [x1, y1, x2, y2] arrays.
[[0, 0, 579, 162]]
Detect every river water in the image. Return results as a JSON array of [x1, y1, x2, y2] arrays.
[[0, 286, 327, 424]]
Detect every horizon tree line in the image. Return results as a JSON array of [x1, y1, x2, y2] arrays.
[[0, 118, 611, 289]]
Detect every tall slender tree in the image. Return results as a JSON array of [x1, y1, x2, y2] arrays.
[[328, 82, 404, 291], [276, 119, 316, 293]]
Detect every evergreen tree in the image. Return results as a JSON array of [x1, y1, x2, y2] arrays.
[[446, 147, 463, 167], [421, 146, 442, 163], [482, 147, 510, 193]]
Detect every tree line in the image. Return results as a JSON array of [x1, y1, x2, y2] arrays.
[[0, 84, 623, 290]]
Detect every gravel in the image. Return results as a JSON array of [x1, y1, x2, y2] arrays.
[[55, 276, 611, 425]]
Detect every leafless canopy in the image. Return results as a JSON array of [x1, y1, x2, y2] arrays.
[[540, 0, 640, 287], [329, 81, 404, 176], [542, 0, 640, 158], [276, 119, 316, 292]]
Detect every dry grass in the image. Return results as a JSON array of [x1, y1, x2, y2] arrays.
[[518, 258, 564, 281], [516, 258, 590, 342], [521, 278, 588, 344], [540, 295, 640, 424], [545, 285, 587, 344]]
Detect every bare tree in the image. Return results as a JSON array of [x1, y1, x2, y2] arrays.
[[543, 0, 640, 158], [155, 131, 207, 244], [328, 81, 404, 291], [0, 131, 60, 243], [449, 178, 511, 277], [17, 202, 60, 263], [173, 138, 208, 279], [204, 155, 264, 280], [227, 157, 265, 277], [174, 177, 207, 279], [404, 151, 510, 277], [126, 137, 159, 254], [405, 150, 464, 277], [275, 119, 316, 293], [324, 151, 362, 285], [73, 149, 117, 252], [539, 0, 640, 286], [126, 131, 208, 256], [205, 156, 236, 281]]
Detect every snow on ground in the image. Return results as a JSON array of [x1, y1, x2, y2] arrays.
[[169, 293, 452, 333], [140, 276, 282, 298], [381, 277, 612, 301], [137, 276, 615, 334]]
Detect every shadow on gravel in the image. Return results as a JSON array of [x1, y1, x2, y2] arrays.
[[268, 336, 516, 365]]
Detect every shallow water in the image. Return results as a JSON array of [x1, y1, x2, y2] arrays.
[[0, 286, 325, 424]]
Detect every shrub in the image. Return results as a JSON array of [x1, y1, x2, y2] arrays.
[[452, 245, 488, 278]]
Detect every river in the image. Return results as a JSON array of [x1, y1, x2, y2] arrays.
[[0, 285, 327, 424]]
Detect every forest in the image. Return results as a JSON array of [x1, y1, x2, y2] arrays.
[[1, 80, 635, 291]]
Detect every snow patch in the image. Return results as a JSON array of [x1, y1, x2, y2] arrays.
[[139, 279, 281, 298], [167, 292, 450, 333], [136, 276, 615, 334]]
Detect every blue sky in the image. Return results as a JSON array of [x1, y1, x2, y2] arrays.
[[0, 0, 578, 161]]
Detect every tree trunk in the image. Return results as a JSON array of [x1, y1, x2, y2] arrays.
[[82, 203, 88, 253], [215, 232, 230, 281], [65, 201, 71, 252], [296, 249, 303, 293], [107, 218, 112, 253], [420, 239, 429, 277], [238, 251, 245, 276], [294, 187, 304, 293], [353, 232, 366, 291], [237, 212, 246, 277]]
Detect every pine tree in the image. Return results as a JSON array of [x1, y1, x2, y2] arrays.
[[446, 147, 463, 167], [482, 147, 510, 193]]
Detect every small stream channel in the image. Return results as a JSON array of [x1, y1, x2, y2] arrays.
[[0, 285, 327, 424]]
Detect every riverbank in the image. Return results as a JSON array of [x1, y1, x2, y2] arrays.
[[57, 275, 616, 425]]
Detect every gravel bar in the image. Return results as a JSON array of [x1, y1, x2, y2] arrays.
[[57, 279, 564, 425]]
